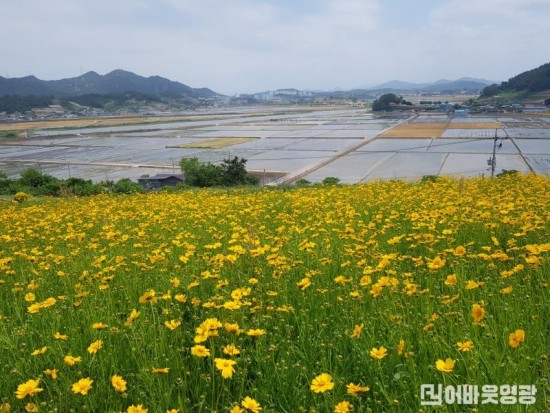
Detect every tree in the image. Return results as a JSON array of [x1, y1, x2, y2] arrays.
[[180, 156, 259, 187], [372, 93, 404, 111], [220, 156, 249, 186], [180, 157, 223, 187]]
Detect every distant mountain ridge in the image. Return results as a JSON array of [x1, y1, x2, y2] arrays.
[[368, 77, 496, 92], [0, 70, 220, 99]]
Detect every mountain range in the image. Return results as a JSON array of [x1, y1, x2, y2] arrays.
[[367, 77, 496, 92], [0, 69, 219, 99]]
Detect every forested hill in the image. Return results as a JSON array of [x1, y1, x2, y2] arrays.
[[481, 62, 550, 97], [0, 70, 219, 99]]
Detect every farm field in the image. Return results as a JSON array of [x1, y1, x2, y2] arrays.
[[0, 108, 549, 184], [0, 174, 549, 412]]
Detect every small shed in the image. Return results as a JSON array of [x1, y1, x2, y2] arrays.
[[138, 174, 184, 190]]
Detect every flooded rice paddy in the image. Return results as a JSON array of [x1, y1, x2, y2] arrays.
[[1, 108, 549, 183]]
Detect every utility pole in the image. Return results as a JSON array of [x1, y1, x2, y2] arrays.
[[490, 129, 498, 177]]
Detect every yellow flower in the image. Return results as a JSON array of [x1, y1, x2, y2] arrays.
[[214, 358, 237, 378], [87, 340, 103, 354], [334, 401, 352, 413], [27, 304, 42, 314], [24, 403, 39, 412], [124, 309, 140, 326], [151, 367, 170, 374], [139, 289, 156, 304], [127, 405, 148, 413], [454, 246, 466, 256], [43, 369, 58, 379], [435, 358, 455, 373], [501, 286, 513, 294], [191, 345, 211, 357], [241, 396, 262, 412], [92, 322, 108, 330], [64, 355, 82, 366], [297, 277, 312, 290], [230, 406, 245, 413], [15, 379, 43, 399], [224, 323, 243, 335], [471, 303, 485, 323], [246, 329, 265, 337], [427, 256, 446, 270], [111, 375, 127, 393], [53, 332, 68, 340], [351, 323, 364, 338], [164, 319, 181, 330], [24, 292, 35, 302], [509, 329, 525, 348], [222, 344, 241, 356], [465, 280, 484, 290], [457, 341, 474, 352], [174, 294, 187, 302], [370, 346, 388, 359], [310, 373, 334, 393], [444, 274, 457, 286], [72, 377, 93, 395], [346, 383, 370, 396], [397, 339, 405, 356], [31, 346, 47, 356]]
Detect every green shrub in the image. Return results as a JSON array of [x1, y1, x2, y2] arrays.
[[322, 177, 340, 185], [497, 169, 519, 178], [113, 178, 144, 194], [295, 179, 311, 187]]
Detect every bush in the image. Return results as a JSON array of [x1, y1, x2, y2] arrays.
[[180, 158, 223, 187], [112, 178, 144, 194], [420, 175, 441, 183], [60, 177, 103, 196], [295, 179, 311, 187], [497, 169, 519, 178], [180, 156, 259, 188], [322, 177, 340, 186]]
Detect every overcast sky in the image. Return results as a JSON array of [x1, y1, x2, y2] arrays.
[[2, 0, 549, 95]]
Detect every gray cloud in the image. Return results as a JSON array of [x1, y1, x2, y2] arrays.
[[1, 0, 549, 94]]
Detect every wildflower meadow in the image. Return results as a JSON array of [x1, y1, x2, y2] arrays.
[[0, 174, 548, 412]]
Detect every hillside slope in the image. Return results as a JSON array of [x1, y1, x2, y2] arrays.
[[0, 70, 220, 98], [481, 62, 550, 99]]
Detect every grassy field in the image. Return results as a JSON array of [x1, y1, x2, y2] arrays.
[[381, 123, 448, 138], [0, 175, 549, 412], [169, 138, 258, 149], [448, 123, 502, 129]]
